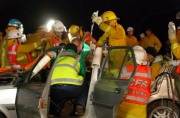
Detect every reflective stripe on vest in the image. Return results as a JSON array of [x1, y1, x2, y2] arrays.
[[121, 66, 151, 78], [51, 78, 83, 84], [125, 95, 148, 103], [172, 43, 179, 50]]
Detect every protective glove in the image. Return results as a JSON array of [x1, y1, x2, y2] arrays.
[[92, 11, 102, 26], [92, 16, 102, 26], [168, 22, 176, 41]]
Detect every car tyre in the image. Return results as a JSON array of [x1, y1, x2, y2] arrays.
[[147, 100, 180, 118]]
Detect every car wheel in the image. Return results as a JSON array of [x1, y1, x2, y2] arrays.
[[147, 100, 180, 118]]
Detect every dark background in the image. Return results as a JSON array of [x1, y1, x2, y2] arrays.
[[0, 0, 180, 54]]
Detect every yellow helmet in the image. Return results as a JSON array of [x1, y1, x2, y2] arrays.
[[101, 11, 119, 22], [69, 25, 81, 36]]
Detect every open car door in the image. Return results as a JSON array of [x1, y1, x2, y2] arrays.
[[92, 46, 137, 118], [15, 46, 64, 118]]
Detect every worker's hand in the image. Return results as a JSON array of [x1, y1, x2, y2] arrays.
[[168, 21, 176, 41], [92, 16, 102, 26]]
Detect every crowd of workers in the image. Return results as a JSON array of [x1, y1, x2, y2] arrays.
[[0, 10, 179, 118]]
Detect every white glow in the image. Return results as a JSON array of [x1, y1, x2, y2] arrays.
[[0, 88, 17, 104], [47, 20, 55, 32]]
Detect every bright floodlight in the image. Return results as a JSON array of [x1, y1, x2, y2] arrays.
[[47, 20, 55, 32]]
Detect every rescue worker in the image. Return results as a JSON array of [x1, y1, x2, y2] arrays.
[[142, 28, 162, 53], [92, 11, 126, 68], [92, 11, 126, 46], [47, 20, 69, 46], [126, 27, 138, 46], [138, 33, 145, 46], [70, 37, 91, 116], [0, 19, 23, 68], [68, 25, 98, 47], [168, 21, 180, 99], [117, 45, 152, 118], [7, 30, 46, 69], [50, 43, 84, 117]]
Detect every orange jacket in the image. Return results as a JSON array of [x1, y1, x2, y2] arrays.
[[126, 36, 138, 46], [121, 65, 151, 104]]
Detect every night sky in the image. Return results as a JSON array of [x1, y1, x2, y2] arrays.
[[0, 0, 180, 54]]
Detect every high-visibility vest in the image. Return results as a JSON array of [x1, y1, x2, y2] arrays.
[[51, 51, 83, 86], [121, 65, 151, 104], [7, 44, 33, 68]]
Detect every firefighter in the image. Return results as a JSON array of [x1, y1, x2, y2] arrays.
[[0, 19, 23, 68], [126, 27, 138, 46], [117, 46, 152, 118], [142, 28, 162, 53], [7, 30, 46, 69], [168, 21, 180, 99], [92, 11, 126, 68], [92, 11, 126, 46], [50, 43, 84, 117], [168, 22, 180, 59], [68, 25, 98, 47]]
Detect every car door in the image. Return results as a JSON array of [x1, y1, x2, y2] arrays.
[[92, 46, 137, 118], [15, 46, 64, 118]]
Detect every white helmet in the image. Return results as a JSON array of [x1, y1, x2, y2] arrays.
[[133, 46, 147, 65], [127, 27, 134, 32], [52, 20, 66, 32], [8, 30, 22, 39]]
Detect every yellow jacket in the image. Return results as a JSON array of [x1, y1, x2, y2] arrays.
[[142, 34, 162, 52], [126, 36, 138, 46], [98, 23, 126, 46], [170, 38, 180, 59], [12, 40, 44, 63]]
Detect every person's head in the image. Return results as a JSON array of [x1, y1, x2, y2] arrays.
[[68, 25, 83, 39], [8, 19, 23, 34], [7, 30, 22, 44], [127, 27, 134, 36], [139, 33, 145, 40], [71, 37, 83, 53], [66, 43, 77, 53], [101, 11, 119, 27], [52, 20, 66, 37], [145, 28, 152, 37], [133, 46, 147, 65]]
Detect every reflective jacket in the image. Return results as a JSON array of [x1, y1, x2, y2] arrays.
[[51, 50, 83, 86], [7, 44, 32, 68], [121, 65, 151, 104], [98, 23, 126, 46], [142, 34, 162, 52]]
